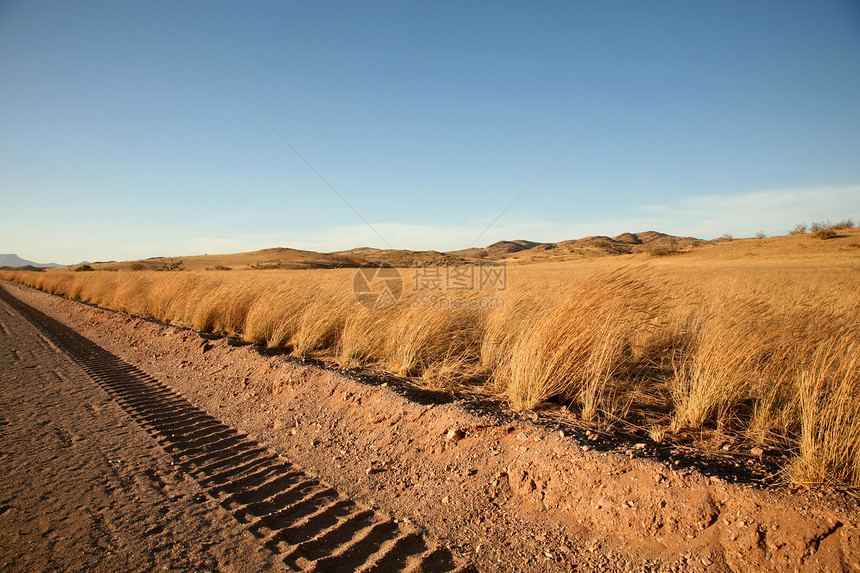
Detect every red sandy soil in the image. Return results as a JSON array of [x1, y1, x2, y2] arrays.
[[2, 281, 858, 572], [0, 288, 286, 572]]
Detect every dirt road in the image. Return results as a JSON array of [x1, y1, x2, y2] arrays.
[[0, 290, 290, 571]]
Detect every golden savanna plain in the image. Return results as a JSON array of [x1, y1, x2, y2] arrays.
[[3, 227, 859, 489]]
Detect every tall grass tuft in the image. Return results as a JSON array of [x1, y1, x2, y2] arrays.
[[383, 295, 486, 387], [497, 270, 663, 416], [242, 277, 316, 348], [337, 306, 391, 368], [787, 339, 860, 487], [292, 286, 351, 357]]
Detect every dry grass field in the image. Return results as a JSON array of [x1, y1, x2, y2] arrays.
[[3, 228, 859, 489]]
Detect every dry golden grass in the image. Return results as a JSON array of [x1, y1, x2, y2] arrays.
[[497, 271, 665, 416], [3, 227, 859, 487], [788, 338, 860, 488]]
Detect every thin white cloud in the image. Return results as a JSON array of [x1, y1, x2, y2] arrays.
[[275, 184, 860, 251], [158, 184, 858, 256], [642, 185, 860, 239]]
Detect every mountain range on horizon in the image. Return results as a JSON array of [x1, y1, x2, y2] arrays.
[[2, 230, 706, 271], [0, 254, 64, 269], [331, 230, 706, 265]]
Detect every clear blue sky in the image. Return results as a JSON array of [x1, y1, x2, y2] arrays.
[[2, 1, 859, 264]]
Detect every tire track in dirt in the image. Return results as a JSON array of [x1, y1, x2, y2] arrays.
[[0, 286, 471, 573]]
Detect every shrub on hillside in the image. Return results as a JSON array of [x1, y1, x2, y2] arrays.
[[810, 220, 841, 239], [649, 246, 676, 256], [814, 229, 838, 240], [154, 258, 184, 271]]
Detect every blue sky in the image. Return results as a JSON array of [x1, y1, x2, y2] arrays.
[[2, 1, 859, 264]]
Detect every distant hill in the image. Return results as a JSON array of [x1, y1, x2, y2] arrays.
[[334, 247, 467, 268], [0, 254, 62, 268], [448, 231, 705, 262], [75, 231, 706, 271]]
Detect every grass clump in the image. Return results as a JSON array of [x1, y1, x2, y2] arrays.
[[787, 338, 860, 487], [497, 271, 663, 418]]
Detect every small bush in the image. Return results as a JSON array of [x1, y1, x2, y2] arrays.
[[755, 231, 767, 239], [129, 263, 147, 271], [649, 246, 675, 257], [833, 218, 855, 230], [814, 228, 838, 240], [74, 264, 94, 272], [213, 265, 232, 271], [810, 220, 839, 239], [154, 258, 184, 271], [719, 233, 733, 242], [790, 223, 807, 235]]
